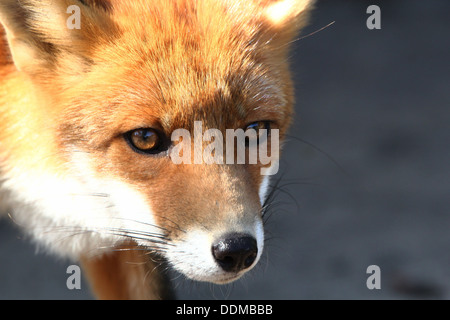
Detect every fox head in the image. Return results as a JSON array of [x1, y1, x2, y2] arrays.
[[0, 0, 314, 285]]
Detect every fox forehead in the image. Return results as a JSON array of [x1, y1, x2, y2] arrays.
[[60, 0, 291, 145]]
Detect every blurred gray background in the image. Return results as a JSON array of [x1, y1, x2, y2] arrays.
[[1, 0, 449, 299]]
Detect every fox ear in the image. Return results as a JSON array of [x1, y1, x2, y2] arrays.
[[0, 0, 113, 74], [258, 0, 315, 45], [263, 0, 314, 26]]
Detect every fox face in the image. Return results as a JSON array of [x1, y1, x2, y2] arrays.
[[0, 0, 314, 294]]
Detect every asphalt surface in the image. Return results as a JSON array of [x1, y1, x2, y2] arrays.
[[1, 0, 449, 299]]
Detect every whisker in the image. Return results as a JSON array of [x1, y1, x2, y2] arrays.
[[285, 134, 351, 178], [101, 227, 170, 241], [296, 21, 335, 42], [109, 217, 171, 233], [36, 224, 174, 254], [68, 192, 110, 198], [153, 214, 187, 234]]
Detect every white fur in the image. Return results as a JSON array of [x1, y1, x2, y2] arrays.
[[1, 152, 266, 282], [0, 155, 163, 260], [166, 217, 264, 284], [259, 175, 271, 205]]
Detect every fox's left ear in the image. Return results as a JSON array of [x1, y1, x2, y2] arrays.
[[0, 0, 114, 75], [258, 0, 315, 46]]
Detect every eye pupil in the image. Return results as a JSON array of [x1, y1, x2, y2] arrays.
[[246, 121, 270, 132], [244, 121, 271, 147], [129, 129, 160, 152]]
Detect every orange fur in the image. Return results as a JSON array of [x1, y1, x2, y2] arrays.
[[0, 25, 11, 65], [81, 242, 173, 300], [0, 0, 314, 299]]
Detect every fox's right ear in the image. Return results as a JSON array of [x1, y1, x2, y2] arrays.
[[0, 0, 113, 74]]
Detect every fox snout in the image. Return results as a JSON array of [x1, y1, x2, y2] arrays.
[[166, 227, 264, 284], [144, 163, 265, 283]]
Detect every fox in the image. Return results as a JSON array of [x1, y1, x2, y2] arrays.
[[0, 0, 314, 299]]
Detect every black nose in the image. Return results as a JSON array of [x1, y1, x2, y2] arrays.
[[212, 233, 258, 273]]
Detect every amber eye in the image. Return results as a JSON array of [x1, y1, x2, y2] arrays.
[[125, 128, 164, 154]]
